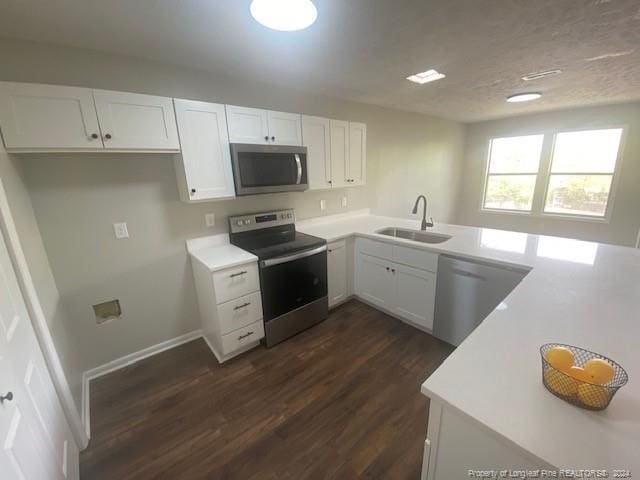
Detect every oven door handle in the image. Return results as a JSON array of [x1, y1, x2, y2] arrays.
[[295, 154, 302, 185], [260, 244, 327, 268]]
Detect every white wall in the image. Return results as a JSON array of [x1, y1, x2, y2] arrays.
[[455, 102, 640, 246], [1, 38, 466, 371], [0, 144, 82, 411]]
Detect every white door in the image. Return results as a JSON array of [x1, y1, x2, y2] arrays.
[[330, 120, 349, 188], [267, 110, 302, 146], [302, 115, 332, 190], [348, 122, 366, 186], [355, 253, 393, 310], [327, 240, 347, 308], [0, 82, 102, 150], [0, 226, 77, 479], [174, 99, 235, 201], [393, 264, 436, 330], [225, 105, 269, 144], [93, 90, 179, 150]]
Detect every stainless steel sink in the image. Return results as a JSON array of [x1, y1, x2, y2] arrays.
[[375, 227, 452, 244]]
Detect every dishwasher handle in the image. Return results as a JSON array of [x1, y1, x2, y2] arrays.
[[450, 267, 487, 281]]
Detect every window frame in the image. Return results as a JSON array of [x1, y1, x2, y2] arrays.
[[479, 125, 627, 223], [480, 133, 545, 214]]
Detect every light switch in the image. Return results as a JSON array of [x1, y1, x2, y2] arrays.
[[320, 199, 326, 211], [341, 196, 348, 208], [205, 213, 216, 227], [113, 222, 129, 239]]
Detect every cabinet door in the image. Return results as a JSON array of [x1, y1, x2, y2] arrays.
[[356, 253, 393, 309], [302, 115, 332, 190], [393, 263, 436, 330], [225, 105, 269, 144], [268, 110, 302, 146], [0, 82, 102, 150], [328, 240, 347, 308], [330, 120, 349, 188], [93, 90, 179, 150], [348, 122, 366, 186], [174, 99, 235, 201]]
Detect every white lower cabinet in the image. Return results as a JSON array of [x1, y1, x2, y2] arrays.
[[423, 400, 550, 479], [355, 238, 437, 330], [191, 259, 265, 362], [327, 240, 347, 308]]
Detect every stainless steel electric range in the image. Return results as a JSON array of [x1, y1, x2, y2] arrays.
[[228, 209, 328, 347]]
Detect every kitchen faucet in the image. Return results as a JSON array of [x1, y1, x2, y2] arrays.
[[412, 195, 434, 230]]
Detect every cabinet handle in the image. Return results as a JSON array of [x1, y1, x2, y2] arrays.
[[90, 133, 99, 140], [328, 180, 332, 184], [271, 136, 275, 141], [264, 136, 269, 141], [328, 249, 333, 253], [104, 133, 112, 140], [0, 391, 13, 403], [229, 270, 247, 278], [190, 188, 196, 195], [385, 267, 390, 271], [233, 302, 251, 311], [391, 268, 396, 274], [238, 331, 254, 340]]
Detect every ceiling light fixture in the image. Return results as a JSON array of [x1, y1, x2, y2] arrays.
[[506, 92, 542, 103], [406, 69, 446, 84], [250, 0, 318, 32]]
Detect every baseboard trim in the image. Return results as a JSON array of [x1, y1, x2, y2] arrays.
[[80, 329, 203, 439]]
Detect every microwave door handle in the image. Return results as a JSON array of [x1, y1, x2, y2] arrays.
[[295, 154, 302, 184]]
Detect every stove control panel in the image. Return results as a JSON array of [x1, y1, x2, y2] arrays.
[[229, 209, 295, 233]]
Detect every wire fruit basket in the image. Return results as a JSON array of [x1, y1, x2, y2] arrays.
[[540, 343, 628, 411]]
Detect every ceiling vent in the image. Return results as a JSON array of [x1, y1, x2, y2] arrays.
[[522, 70, 562, 81]]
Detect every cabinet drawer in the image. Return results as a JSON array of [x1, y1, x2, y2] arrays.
[[356, 238, 392, 260], [217, 291, 263, 335], [221, 320, 265, 355], [212, 262, 259, 304], [393, 245, 438, 273]]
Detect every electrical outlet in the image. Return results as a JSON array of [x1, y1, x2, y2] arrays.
[[341, 196, 348, 208], [113, 222, 129, 239], [320, 199, 326, 211], [205, 213, 216, 227]]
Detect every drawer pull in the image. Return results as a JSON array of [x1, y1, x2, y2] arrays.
[[238, 331, 254, 340], [233, 302, 251, 311], [229, 270, 247, 278]]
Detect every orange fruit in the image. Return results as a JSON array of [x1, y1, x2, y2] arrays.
[[544, 368, 577, 396], [567, 366, 591, 383], [577, 383, 609, 408], [545, 346, 575, 373], [583, 358, 615, 385]]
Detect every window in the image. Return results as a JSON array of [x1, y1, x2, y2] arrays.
[[483, 135, 544, 211], [482, 128, 623, 219], [544, 129, 622, 217]]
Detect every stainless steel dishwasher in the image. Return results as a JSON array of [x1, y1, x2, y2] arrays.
[[433, 256, 528, 346]]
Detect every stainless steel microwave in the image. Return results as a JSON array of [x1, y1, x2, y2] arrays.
[[230, 143, 308, 196]]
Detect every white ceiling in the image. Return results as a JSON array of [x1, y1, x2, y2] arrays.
[[1, 0, 639, 122]]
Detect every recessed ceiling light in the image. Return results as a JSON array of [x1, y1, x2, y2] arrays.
[[506, 92, 542, 103], [250, 0, 318, 32], [406, 69, 446, 84]]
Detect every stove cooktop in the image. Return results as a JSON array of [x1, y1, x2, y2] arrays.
[[228, 209, 326, 261]]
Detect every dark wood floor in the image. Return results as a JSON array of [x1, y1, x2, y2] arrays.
[[80, 300, 454, 479]]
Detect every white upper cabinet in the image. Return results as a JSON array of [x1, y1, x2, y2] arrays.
[[226, 105, 302, 146], [225, 105, 269, 144], [330, 120, 349, 188], [348, 122, 366, 186], [267, 110, 302, 145], [0, 82, 103, 150], [174, 99, 235, 202], [93, 90, 179, 150], [302, 115, 332, 190]]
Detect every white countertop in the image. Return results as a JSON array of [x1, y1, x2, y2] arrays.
[[297, 210, 640, 472], [186, 234, 257, 272]]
